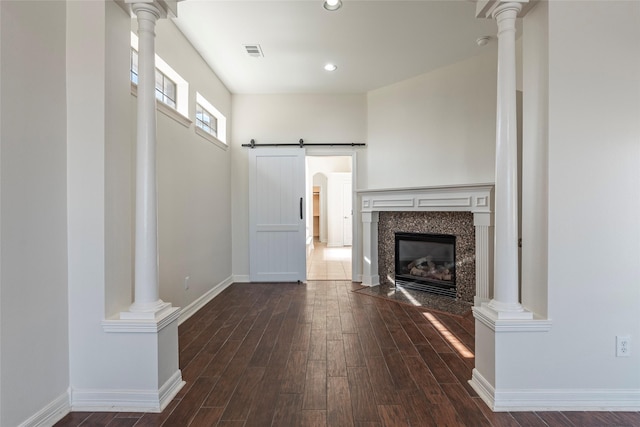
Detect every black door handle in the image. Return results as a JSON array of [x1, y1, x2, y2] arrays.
[[300, 197, 303, 220]]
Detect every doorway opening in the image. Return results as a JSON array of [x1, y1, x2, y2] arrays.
[[305, 155, 353, 281]]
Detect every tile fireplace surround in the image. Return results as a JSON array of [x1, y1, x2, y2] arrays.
[[357, 184, 494, 306]]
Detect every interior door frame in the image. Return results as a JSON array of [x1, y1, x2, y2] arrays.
[[305, 149, 359, 282]]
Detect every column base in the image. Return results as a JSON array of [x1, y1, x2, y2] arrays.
[[361, 274, 379, 287], [120, 300, 172, 320], [474, 296, 490, 307], [484, 299, 533, 319], [93, 306, 183, 412]]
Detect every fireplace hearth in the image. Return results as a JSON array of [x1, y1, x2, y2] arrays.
[[395, 232, 456, 298]]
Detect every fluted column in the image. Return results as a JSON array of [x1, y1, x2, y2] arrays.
[[487, 2, 532, 319], [361, 211, 379, 286], [123, 2, 171, 318], [474, 212, 494, 306]]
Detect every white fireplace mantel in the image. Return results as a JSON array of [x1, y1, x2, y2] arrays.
[[357, 183, 495, 305]]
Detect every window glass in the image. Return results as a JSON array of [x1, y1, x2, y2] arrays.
[[196, 103, 218, 137], [196, 92, 226, 144], [155, 70, 177, 109], [130, 49, 138, 85]]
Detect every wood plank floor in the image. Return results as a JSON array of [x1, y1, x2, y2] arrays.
[[56, 281, 640, 427]]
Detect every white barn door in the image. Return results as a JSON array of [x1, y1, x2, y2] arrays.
[[249, 148, 306, 282]]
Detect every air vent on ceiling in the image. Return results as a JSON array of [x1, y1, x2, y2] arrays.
[[244, 44, 264, 58]]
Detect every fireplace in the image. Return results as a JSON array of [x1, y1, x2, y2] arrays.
[[358, 184, 494, 306], [395, 232, 457, 298]]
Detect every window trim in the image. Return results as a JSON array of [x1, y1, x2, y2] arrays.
[[195, 125, 228, 151]]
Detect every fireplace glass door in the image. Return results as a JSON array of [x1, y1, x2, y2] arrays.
[[395, 232, 456, 298]]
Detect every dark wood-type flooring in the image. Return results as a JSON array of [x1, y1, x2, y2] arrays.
[[56, 281, 640, 427]]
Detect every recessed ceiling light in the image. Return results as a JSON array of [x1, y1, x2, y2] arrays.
[[323, 0, 342, 11], [324, 63, 338, 72]]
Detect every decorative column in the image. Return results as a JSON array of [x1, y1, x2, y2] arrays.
[[361, 211, 379, 286], [469, 2, 550, 411], [122, 1, 171, 319], [96, 0, 183, 413], [486, 1, 532, 319]]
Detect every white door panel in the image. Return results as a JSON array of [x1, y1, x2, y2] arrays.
[[327, 172, 352, 247], [249, 148, 306, 282], [342, 179, 353, 246]]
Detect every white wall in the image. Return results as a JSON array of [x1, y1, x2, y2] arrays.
[[546, 0, 640, 390], [106, 0, 135, 318], [365, 50, 498, 190], [67, 0, 129, 396], [153, 19, 232, 308], [497, 0, 640, 396], [521, 1, 549, 317], [231, 94, 366, 278], [0, 1, 69, 426]]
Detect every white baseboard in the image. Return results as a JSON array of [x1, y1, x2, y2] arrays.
[[179, 276, 233, 325], [19, 391, 70, 427], [158, 370, 186, 411], [232, 274, 250, 283], [469, 368, 496, 409], [71, 370, 184, 413], [470, 369, 640, 411]]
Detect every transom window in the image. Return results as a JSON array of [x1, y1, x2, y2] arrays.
[[130, 48, 177, 109], [196, 103, 218, 137], [130, 34, 189, 122], [155, 70, 177, 109], [131, 49, 139, 85], [196, 92, 227, 145]]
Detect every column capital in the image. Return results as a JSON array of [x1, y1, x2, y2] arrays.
[[476, 0, 536, 20], [361, 211, 379, 223], [492, 2, 522, 21], [125, 0, 179, 19]]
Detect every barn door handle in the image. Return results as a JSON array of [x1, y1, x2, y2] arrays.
[[300, 197, 303, 220]]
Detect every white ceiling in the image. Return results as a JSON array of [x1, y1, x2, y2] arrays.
[[173, 0, 500, 94]]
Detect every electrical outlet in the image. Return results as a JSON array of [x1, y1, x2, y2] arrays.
[[616, 336, 631, 357], [184, 276, 190, 290]]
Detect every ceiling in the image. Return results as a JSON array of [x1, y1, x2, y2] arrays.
[[173, 0, 500, 94]]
